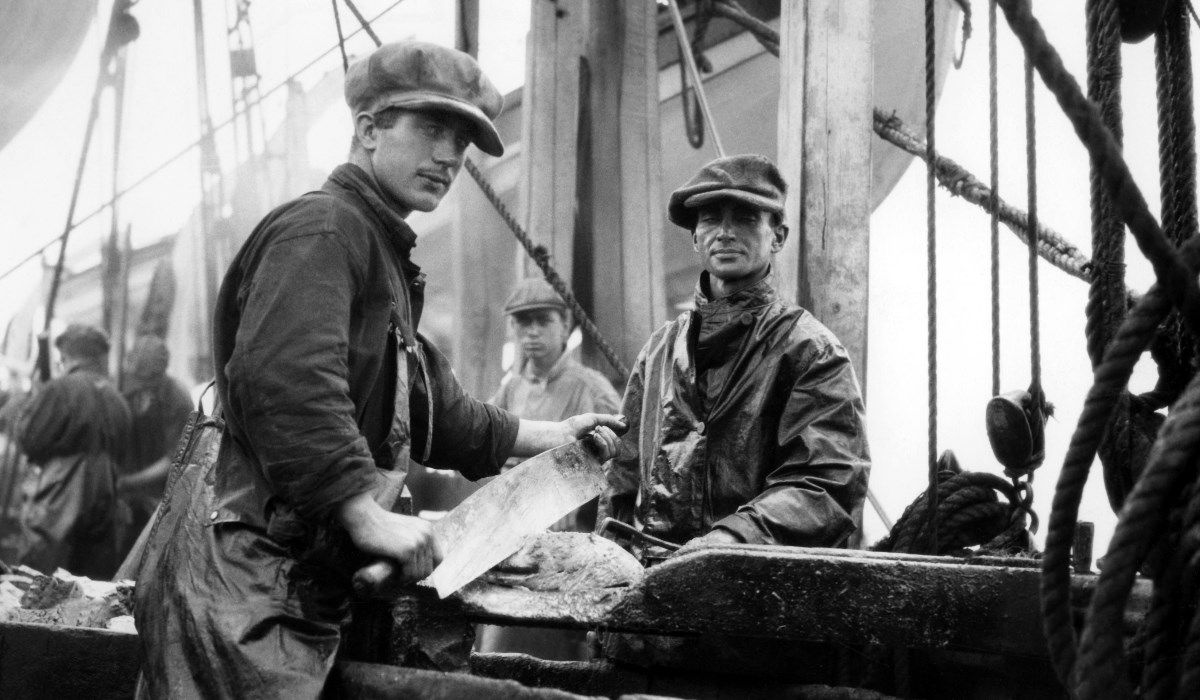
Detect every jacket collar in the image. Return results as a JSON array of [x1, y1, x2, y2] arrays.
[[325, 163, 418, 258], [521, 350, 575, 383], [692, 270, 779, 315]]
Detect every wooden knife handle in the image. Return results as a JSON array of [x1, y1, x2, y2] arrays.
[[353, 470, 407, 599], [353, 560, 399, 599]]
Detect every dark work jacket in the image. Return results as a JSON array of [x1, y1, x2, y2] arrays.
[[211, 163, 519, 530], [601, 273, 870, 549], [16, 365, 130, 577]]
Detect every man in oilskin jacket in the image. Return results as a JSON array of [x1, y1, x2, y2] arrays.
[[600, 154, 870, 561], [134, 41, 623, 699]]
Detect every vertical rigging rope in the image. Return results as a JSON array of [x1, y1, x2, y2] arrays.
[[925, 0, 940, 554], [1154, 0, 1199, 405], [331, 0, 350, 74], [989, 0, 1001, 397], [1085, 0, 1126, 370], [1025, 57, 1041, 392]]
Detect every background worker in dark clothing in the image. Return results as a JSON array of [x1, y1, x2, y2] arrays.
[[15, 323, 132, 579], [600, 154, 870, 560], [116, 334, 193, 550], [135, 41, 623, 699]]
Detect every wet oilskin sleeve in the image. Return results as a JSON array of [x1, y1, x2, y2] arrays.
[[715, 339, 871, 547], [412, 338, 519, 480], [223, 230, 379, 521], [598, 347, 647, 527]]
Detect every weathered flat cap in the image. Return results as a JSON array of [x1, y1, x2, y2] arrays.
[[345, 41, 505, 156], [667, 154, 787, 230], [55, 323, 110, 359], [504, 278, 567, 316]]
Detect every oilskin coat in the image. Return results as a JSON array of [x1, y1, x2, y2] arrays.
[[135, 164, 518, 700], [602, 274, 870, 552]]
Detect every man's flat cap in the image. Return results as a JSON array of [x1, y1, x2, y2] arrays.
[[345, 41, 505, 157], [504, 278, 567, 316], [667, 154, 787, 230], [55, 323, 110, 359]]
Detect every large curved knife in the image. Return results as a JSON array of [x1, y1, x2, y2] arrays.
[[426, 440, 606, 598]]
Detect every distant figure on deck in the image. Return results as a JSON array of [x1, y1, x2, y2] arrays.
[[116, 335, 193, 550], [476, 277, 621, 660], [600, 154, 871, 560], [16, 323, 132, 579]]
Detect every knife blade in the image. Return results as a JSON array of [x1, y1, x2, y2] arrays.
[[426, 439, 605, 598]]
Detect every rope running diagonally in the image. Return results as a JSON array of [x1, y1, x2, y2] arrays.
[[989, 0, 1001, 397], [924, 0, 940, 555], [463, 159, 630, 381], [871, 110, 1121, 293], [338, 0, 631, 382]]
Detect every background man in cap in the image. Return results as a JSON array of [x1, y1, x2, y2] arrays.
[[475, 277, 621, 660], [14, 323, 132, 579], [114, 334, 193, 553], [600, 154, 870, 560], [135, 41, 623, 699]]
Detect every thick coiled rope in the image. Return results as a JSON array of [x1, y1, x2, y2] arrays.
[[995, 1, 1200, 690], [871, 452, 1034, 556]]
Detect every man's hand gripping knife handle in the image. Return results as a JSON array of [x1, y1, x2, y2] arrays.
[[350, 470, 410, 599]]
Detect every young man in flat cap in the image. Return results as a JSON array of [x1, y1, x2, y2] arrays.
[[475, 277, 621, 660], [601, 154, 870, 561], [16, 323, 132, 579], [135, 42, 623, 699]]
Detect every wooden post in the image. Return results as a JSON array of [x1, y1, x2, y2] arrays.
[[518, 0, 582, 279], [776, 0, 873, 392], [454, 0, 480, 58], [451, 158, 520, 398], [581, 0, 666, 373]]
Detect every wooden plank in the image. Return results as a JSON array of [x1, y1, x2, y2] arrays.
[[518, 0, 581, 280], [579, 0, 665, 378], [441, 546, 1150, 661], [776, 0, 873, 392]]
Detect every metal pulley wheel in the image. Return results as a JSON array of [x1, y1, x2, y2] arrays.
[[985, 388, 1051, 478], [1118, 0, 1171, 43]]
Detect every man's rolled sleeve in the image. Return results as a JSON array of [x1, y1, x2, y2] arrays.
[[715, 340, 870, 547], [414, 338, 519, 480], [223, 231, 379, 520]]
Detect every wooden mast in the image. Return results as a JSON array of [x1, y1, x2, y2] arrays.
[[776, 0, 873, 392], [580, 0, 666, 376], [448, 0, 518, 398], [518, 0, 665, 378], [519, 0, 581, 281]]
